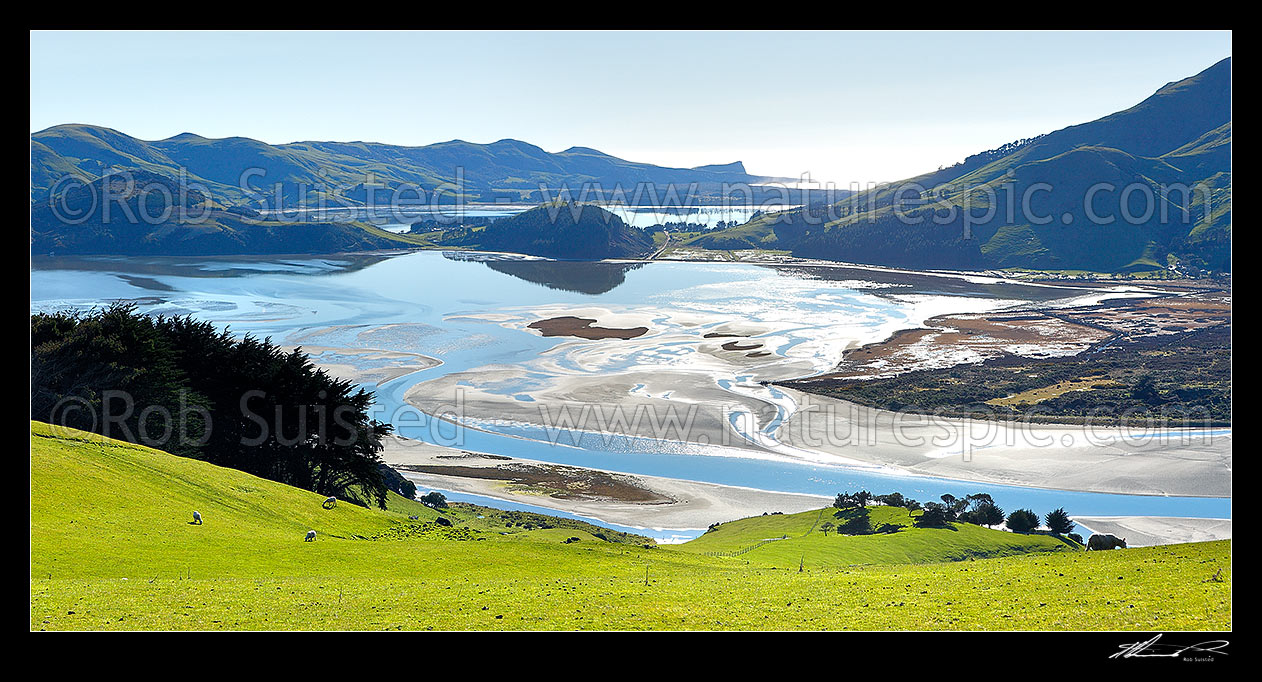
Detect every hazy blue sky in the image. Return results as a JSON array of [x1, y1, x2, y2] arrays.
[[30, 30, 1231, 184]]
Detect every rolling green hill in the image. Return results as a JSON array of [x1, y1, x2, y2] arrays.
[[678, 506, 1075, 566], [691, 58, 1231, 273], [31, 421, 1229, 630]]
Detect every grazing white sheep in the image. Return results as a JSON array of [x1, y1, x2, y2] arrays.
[[305, 530, 317, 542], [322, 496, 338, 509], [192, 511, 202, 525]]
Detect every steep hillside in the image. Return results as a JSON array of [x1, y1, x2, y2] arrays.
[[29, 170, 419, 256], [694, 58, 1232, 273]]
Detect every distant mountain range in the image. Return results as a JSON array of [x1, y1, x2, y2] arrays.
[[30, 59, 1230, 269], [689, 57, 1232, 273], [31, 125, 790, 207]]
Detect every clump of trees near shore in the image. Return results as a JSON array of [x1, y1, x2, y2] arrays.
[[831, 490, 1078, 539], [31, 304, 400, 507]]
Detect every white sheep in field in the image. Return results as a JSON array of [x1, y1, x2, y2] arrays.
[[305, 530, 317, 542], [323, 496, 338, 509], [192, 511, 202, 525]]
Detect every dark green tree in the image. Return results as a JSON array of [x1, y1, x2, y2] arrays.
[[969, 502, 1005, 528], [420, 491, 448, 508], [874, 492, 906, 507], [915, 502, 952, 527], [941, 493, 968, 516], [1045, 507, 1074, 535], [965, 493, 994, 510], [1006, 508, 1040, 533], [31, 305, 394, 508], [31, 305, 208, 457]]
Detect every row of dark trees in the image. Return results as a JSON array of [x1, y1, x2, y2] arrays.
[[31, 304, 399, 507], [833, 490, 1076, 535]]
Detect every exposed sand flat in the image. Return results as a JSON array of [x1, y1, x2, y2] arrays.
[[286, 345, 441, 386], [404, 366, 776, 450], [776, 388, 1231, 498], [1072, 516, 1232, 547], [380, 436, 830, 529], [303, 285, 1230, 503], [403, 301, 822, 450], [402, 363, 1231, 498], [454, 305, 802, 378]]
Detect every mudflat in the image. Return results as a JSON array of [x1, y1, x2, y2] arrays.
[[527, 316, 649, 340]]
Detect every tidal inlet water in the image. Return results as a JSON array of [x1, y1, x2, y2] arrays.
[[30, 251, 1230, 539]]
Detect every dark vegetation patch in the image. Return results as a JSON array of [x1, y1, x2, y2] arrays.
[[371, 522, 480, 542], [785, 324, 1230, 425]]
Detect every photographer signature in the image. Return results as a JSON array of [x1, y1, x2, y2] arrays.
[[1111, 634, 1229, 660]]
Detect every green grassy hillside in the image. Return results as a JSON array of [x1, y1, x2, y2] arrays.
[[693, 58, 1231, 273], [679, 506, 1075, 566], [30, 422, 1230, 630]]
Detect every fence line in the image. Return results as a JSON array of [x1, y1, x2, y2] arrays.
[[703, 509, 831, 558], [702, 535, 787, 558]]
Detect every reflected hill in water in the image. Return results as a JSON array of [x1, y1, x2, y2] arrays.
[[478, 258, 646, 295], [452, 249, 1091, 300], [30, 252, 396, 284]]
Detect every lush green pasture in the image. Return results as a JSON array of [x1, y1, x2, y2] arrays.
[[678, 506, 1076, 567], [30, 422, 1230, 630]]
